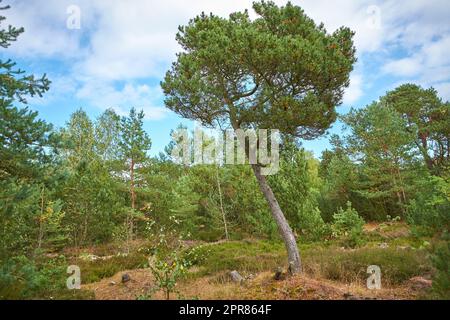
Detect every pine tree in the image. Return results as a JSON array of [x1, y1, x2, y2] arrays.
[[161, 1, 356, 273], [0, 1, 55, 259], [119, 108, 152, 239]]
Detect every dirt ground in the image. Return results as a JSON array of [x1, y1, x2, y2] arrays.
[[83, 268, 420, 300]]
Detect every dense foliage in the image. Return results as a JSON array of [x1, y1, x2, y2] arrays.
[[0, 1, 448, 299]]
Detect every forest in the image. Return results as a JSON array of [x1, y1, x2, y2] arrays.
[[0, 1, 449, 301]]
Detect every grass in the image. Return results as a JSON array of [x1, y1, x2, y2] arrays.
[[189, 240, 286, 277], [302, 246, 432, 286], [73, 252, 149, 284], [55, 222, 435, 296], [188, 239, 432, 287]]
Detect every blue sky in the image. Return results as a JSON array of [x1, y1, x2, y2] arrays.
[[1, 0, 449, 158]]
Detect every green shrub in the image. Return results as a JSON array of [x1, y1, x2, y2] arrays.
[[332, 202, 365, 247], [430, 237, 450, 299], [299, 207, 330, 241], [0, 255, 93, 300], [407, 175, 450, 232]]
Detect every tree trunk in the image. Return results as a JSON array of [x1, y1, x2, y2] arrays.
[[130, 158, 135, 240], [419, 133, 434, 171], [130, 158, 136, 210], [251, 164, 302, 274], [216, 165, 229, 240], [37, 186, 45, 249]]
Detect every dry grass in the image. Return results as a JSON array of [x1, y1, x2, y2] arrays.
[[82, 268, 421, 300], [77, 223, 434, 300]]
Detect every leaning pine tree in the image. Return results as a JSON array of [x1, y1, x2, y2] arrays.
[[161, 1, 356, 273]]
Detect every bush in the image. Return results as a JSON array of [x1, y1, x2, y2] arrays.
[[332, 202, 365, 247], [299, 207, 330, 241], [407, 175, 450, 233], [0, 255, 93, 300], [430, 236, 450, 299]]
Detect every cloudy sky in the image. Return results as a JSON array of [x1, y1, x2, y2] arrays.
[[1, 0, 450, 156]]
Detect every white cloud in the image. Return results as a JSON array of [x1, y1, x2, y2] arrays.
[[3, 0, 450, 117], [3, 0, 98, 58], [343, 73, 363, 105], [381, 35, 450, 95], [433, 82, 450, 100], [76, 81, 168, 120], [382, 56, 422, 77]]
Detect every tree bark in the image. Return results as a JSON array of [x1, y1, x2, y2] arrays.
[[130, 158, 136, 240], [251, 164, 302, 274], [216, 165, 229, 240], [37, 186, 45, 249]]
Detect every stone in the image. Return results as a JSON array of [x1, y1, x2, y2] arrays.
[[109, 281, 116, 286], [343, 293, 359, 300], [379, 242, 389, 249], [79, 253, 99, 262], [121, 273, 131, 283], [273, 267, 286, 281], [230, 270, 244, 284], [408, 277, 432, 291]]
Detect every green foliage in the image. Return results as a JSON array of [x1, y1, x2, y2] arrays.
[[0, 255, 93, 300], [145, 216, 202, 300], [75, 253, 148, 284], [332, 202, 365, 247], [119, 107, 152, 165], [58, 109, 125, 246], [383, 84, 449, 175], [407, 175, 450, 232], [191, 240, 286, 276], [269, 139, 328, 241], [341, 102, 416, 218], [319, 84, 450, 223], [162, 1, 355, 135], [189, 239, 431, 287], [430, 238, 450, 299], [0, 3, 58, 262], [303, 246, 431, 285], [0, 179, 40, 259], [0, 0, 449, 301]]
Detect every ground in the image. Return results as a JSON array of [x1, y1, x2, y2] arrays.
[[75, 222, 435, 300], [83, 268, 421, 300]]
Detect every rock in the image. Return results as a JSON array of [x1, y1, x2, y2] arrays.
[[121, 273, 131, 283], [245, 273, 255, 280], [273, 267, 286, 281], [343, 293, 359, 300], [379, 242, 389, 249], [79, 254, 100, 262], [230, 271, 244, 284], [109, 281, 116, 286], [408, 277, 432, 291]]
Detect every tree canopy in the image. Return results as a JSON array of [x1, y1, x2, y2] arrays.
[[162, 1, 356, 137]]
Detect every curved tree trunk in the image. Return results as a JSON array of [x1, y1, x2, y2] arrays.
[[251, 164, 302, 274]]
